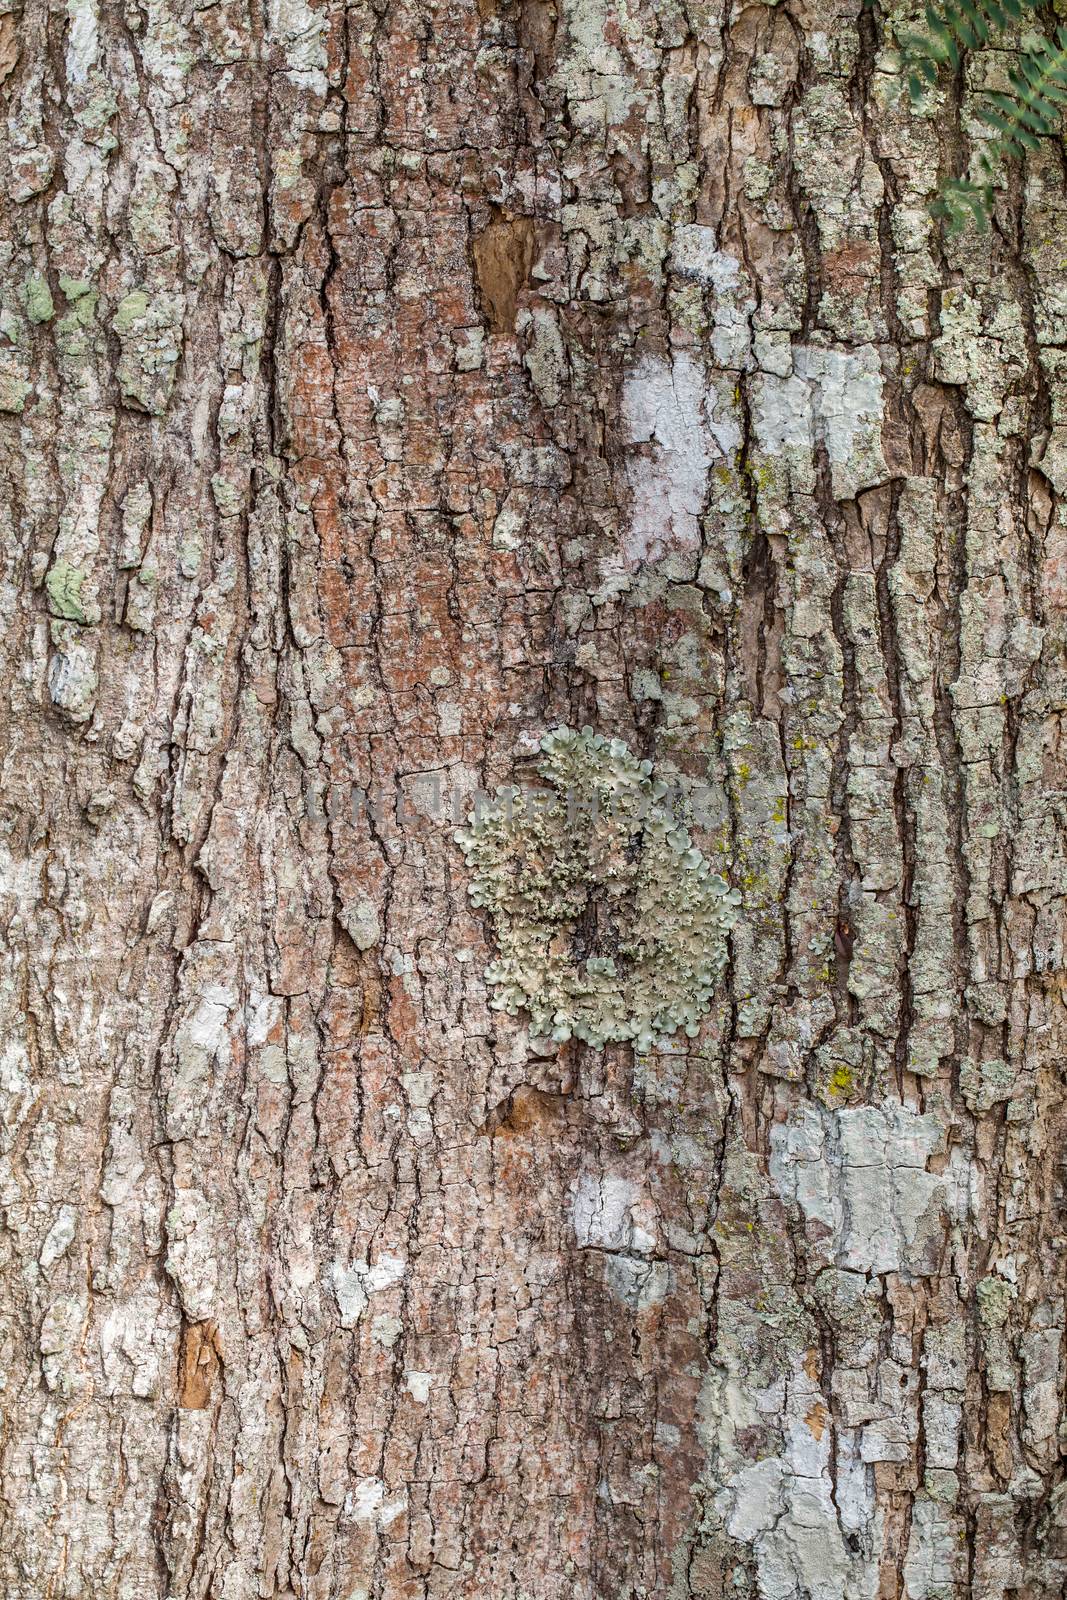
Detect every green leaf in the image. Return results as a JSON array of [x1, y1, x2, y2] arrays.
[[897, 0, 1065, 233]]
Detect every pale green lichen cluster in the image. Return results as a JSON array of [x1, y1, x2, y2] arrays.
[[22, 274, 54, 325], [455, 726, 739, 1050], [45, 559, 87, 623]]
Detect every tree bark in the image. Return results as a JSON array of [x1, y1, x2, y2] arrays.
[[0, 0, 1064, 1597]]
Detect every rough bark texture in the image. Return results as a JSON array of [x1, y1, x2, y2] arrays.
[[0, 0, 1065, 1596]]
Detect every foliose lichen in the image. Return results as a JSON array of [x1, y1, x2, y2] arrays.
[[23, 274, 55, 325], [45, 559, 87, 622], [455, 725, 740, 1050]]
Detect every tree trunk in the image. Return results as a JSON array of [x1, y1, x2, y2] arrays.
[[1, 0, 1064, 1596]]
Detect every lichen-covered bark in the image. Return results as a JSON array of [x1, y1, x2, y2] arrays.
[[0, 0, 1064, 1596]]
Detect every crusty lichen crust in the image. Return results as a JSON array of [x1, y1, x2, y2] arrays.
[[455, 726, 740, 1049]]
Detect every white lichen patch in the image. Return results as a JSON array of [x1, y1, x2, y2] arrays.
[[713, 1363, 867, 1600], [48, 625, 98, 723], [695, 1138, 883, 1600], [570, 1171, 653, 1252], [769, 1102, 957, 1276], [40, 1205, 78, 1272], [330, 1252, 408, 1330], [455, 726, 740, 1050], [267, 0, 328, 91], [405, 1370, 432, 1404], [752, 343, 887, 499], [164, 1191, 218, 1322], [556, 0, 643, 134], [346, 1477, 406, 1528], [669, 232, 755, 368], [621, 351, 741, 564], [65, 0, 100, 85], [165, 983, 237, 1140], [570, 1170, 666, 1309]]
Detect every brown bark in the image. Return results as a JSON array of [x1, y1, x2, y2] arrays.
[[0, 0, 1064, 1597]]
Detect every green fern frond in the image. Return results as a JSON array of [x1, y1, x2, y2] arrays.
[[898, 5, 1067, 231], [972, 28, 1067, 164], [901, 0, 1041, 92], [931, 176, 996, 229]]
